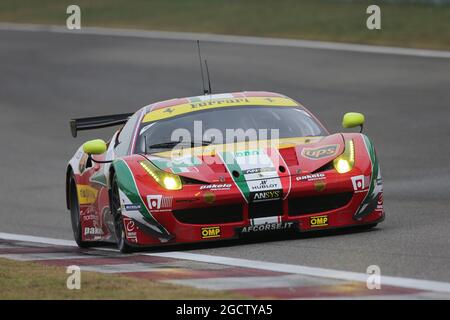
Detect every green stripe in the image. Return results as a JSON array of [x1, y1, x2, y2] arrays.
[[220, 151, 251, 201], [113, 159, 155, 223], [354, 135, 382, 219]]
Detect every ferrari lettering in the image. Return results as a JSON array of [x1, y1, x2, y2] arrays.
[[201, 226, 221, 239], [190, 98, 249, 109]]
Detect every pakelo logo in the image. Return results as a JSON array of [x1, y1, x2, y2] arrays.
[[251, 190, 282, 202], [296, 173, 325, 181], [351, 175, 366, 192], [200, 184, 232, 191], [310, 215, 328, 227], [201, 226, 221, 239], [147, 195, 173, 210], [84, 227, 103, 235], [301, 145, 339, 160], [241, 222, 294, 233]]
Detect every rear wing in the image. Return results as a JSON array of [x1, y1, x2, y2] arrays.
[[69, 113, 133, 137]]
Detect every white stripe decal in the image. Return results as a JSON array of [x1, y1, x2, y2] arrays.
[[2, 232, 450, 294], [1, 23, 450, 59]]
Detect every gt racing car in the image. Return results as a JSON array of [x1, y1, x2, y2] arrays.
[[66, 91, 384, 252]]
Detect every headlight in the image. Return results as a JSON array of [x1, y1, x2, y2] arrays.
[[139, 160, 182, 190], [333, 140, 355, 174]]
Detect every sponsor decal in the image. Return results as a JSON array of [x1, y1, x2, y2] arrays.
[[301, 144, 339, 160], [296, 173, 325, 182], [201, 226, 221, 239], [234, 150, 260, 157], [123, 217, 138, 243], [310, 215, 328, 228], [241, 221, 294, 233], [203, 192, 216, 204], [248, 179, 279, 191], [241, 167, 274, 175], [376, 192, 384, 212], [314, 180, 326, 192], [200, 184, 232, 191], [351, 175, 367, 192], [77, 185, 98, 205], [84, 227, 103, 236], [124, 203, 141, 211], [82, 214, 97, 222], [250, 189, 282, 202], [147, 195, 173, 211]]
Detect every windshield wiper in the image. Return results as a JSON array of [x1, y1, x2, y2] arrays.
[[148, 140, 214, 149]]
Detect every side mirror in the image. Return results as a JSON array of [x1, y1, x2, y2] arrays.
[[83, 139, 107, 155], [342, 112, 365, 132]]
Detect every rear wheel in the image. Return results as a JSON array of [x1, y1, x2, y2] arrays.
[[110, 173, 133, 253], [69, 174, 93, 248]]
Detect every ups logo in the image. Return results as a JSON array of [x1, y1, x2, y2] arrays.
[[302, 145, 339, 160], [201, 226, 221, 239]]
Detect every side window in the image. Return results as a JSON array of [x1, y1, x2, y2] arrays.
[[114, 112, 140, 157]]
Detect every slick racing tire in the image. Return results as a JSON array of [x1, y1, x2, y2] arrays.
[[69, 173, 96, 248], [111, 173, 133, 253]]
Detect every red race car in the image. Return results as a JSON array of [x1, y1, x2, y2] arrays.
[[66, 91, 384, 252]]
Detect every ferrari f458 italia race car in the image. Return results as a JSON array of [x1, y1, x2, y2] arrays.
[[66, 91, 384, 252]]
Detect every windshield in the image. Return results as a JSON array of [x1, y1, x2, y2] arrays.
[[135, 106, 327, 153]]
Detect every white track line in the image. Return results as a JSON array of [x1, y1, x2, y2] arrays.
[[1, 23, 450, 59], [1, 231, 450, 294]]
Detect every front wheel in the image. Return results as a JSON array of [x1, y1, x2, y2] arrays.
[[69, 174, 95, 248], [110, 173, 133, 253]]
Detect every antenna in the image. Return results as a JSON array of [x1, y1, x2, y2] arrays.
[[204, 59, 212, 95], [196, 40, 207, 95]]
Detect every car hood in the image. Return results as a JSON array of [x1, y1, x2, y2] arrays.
[[146, 134, 345, 183]]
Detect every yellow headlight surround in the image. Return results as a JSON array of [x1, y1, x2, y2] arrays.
[[333, 140, 355, 174], [139, 160, 182, 190]]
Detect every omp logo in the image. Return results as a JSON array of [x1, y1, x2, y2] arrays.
[[310, 215, 328, 227], [201, 226, 221, 239], [147, 195, 173, 210], [252, 190, 281, 201], [301, 145, 339, 160], [351, 175, 365, 192]]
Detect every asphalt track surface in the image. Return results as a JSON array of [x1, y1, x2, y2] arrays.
[[1, 28, 449, 283]]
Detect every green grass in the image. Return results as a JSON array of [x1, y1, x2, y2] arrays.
[[0, 258, 246, 299], [0, 0, 450, 50]]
